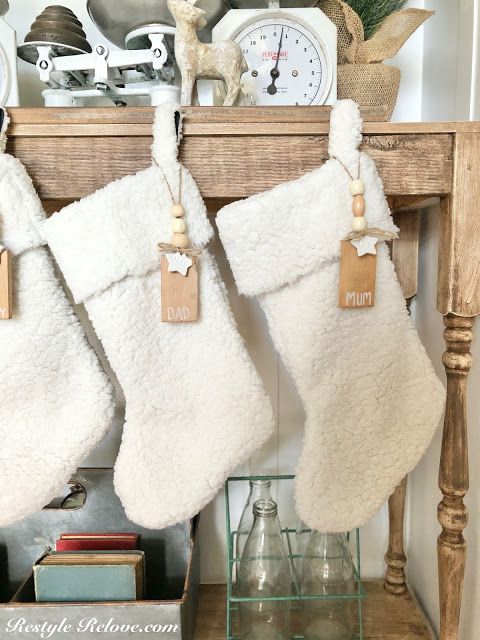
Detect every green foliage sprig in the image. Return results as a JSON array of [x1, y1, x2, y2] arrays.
[[344, 0, 409, 39]]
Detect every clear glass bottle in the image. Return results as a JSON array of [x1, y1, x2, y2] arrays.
[[236, 480, 273, 560], [301, 532, 355, 640], [238, 499, 292, 640]]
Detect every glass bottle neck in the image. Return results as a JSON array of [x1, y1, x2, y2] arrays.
[[249, 480, 272, 502], [250, 502, 281, 540]]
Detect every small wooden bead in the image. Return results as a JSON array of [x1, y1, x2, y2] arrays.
[[352, 194, 366, 217], [172, 218, 187, 234], [352, 216, 366, 232], [350, 179, 365, 196], [172, 233, 190, 248], [171, 203, 185, 218]]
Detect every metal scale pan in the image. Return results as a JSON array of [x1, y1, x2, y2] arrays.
[[88, 0, 228, 48]]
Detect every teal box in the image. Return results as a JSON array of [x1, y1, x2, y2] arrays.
[[34, 563, 138, 602]]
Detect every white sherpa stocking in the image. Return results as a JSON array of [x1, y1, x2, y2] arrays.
[[0, 110, 114, 527], [44, 103, 274, 529], [217, 100, 445, 533]]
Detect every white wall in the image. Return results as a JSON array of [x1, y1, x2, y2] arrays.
[[5, 0, 437, 587], [408, 2, 480, 639]]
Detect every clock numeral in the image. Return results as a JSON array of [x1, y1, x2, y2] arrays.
[[296, 39, 299, 44], [250, 40, 256, 45], [260, 34, 266, 40]]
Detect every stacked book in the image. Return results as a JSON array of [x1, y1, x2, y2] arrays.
[[34, 533, 144, 603], [55, 532, 138, 552]]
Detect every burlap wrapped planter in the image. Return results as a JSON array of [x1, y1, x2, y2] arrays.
[[318, 0, 432, 121], [337, 63, 401, 121]]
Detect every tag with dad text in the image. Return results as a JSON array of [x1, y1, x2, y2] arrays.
[[161, 255, 198, 322], [338, 240, 376, 308], [0, 249, 12, 320]]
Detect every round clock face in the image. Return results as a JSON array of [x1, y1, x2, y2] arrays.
[[232, 17, 331, 106]]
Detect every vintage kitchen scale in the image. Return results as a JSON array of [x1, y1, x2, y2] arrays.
[[16, 1, 226, 107], [213, 1, 337, 106], [16, 1, 336, 107], [17, 4, 176, 107]]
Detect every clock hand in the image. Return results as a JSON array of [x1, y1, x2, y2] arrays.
[[267, 26, 284, 96], [272, 26, 284, 77]]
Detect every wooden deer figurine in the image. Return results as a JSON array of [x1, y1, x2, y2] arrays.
[[167, 0, 248, 106]]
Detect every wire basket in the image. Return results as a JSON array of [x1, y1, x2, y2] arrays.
[[225, 474, 365, 640]]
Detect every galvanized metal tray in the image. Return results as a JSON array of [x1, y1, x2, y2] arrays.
[[0, 468, 199, 639]]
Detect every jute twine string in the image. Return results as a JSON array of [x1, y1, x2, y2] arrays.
[[331, 155, 398, 242], [154, 160, 203, 260], [331, 154, 360, 182], [155, 159, 182, 205], [157, 243, 202, 258], [345, 227, 397, 241]]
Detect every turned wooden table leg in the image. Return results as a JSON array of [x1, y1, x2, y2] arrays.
[[437, 314, 473, 640], [385, 476, 408, 594], [436, 132, 480, 638], [384, 210, 420, 595]]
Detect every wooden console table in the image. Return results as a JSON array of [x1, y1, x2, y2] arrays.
[[6, 107, 479, 640]]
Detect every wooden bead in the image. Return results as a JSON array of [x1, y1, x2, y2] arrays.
[[172, 218, 187, 234], [171, 203, 185, 218], [352, 194, 365, 217], [172, 233, 190, 248], [352, 216, 366, 231], [350, 179, 365, 196]]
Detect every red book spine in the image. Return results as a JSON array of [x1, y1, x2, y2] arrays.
[[56, 537, 138, 551], [60, 533, 138, 541]]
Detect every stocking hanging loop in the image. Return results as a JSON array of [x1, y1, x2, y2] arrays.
[[328, 99, 362, 179], [174, 109, 181, 139], [0, 107, 9, 154], [151, 102, 183, 169]]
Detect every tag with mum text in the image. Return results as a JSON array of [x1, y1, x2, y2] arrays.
[[338, 240, 376, 308], [0, 249, 12, 320], [161, 254, 198, 322]]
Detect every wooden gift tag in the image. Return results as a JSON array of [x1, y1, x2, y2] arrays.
[[338, 240, 376, 308], [0, 249, 12, 320], [161, 255, 198, 322]]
